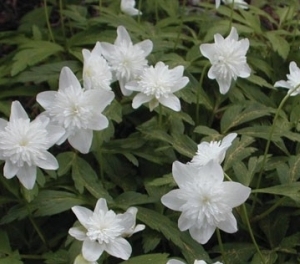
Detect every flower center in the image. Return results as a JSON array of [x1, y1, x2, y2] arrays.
[[0, 119, 49, 167]]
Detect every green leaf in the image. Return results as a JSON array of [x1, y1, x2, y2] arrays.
[[221, 102, 273, 133], [288, 154, 300, 182], [142, 231, 161, 253], [0, 251, 23, 264], [266, 31, 290, 59], [194, 126, 220, 136], [119, 254, 169, 264], [32, 190, 86, 216], [43, 250, 69, 264], [253, 183, 300, 204], [57, 152, 76, 177], [72, 156, 113, 202], [0, 230, 11, 254], [251, 250, 277, 264], [114, 192, 157, 208], [222, 243, 256, 264], [11, 41, 64, 76]]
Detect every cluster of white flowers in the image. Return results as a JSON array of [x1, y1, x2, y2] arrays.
[[161, 134, 251, 244]]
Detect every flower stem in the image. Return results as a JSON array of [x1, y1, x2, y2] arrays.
[[196, 63, 210, 125], [43, 0, 55, 43], [28, 212, 49, 249], [173, 0, 186, 50], [216, 228, 226, 264], [242, 204, 265, 264], [228, 0, 234, 32], [251, 84, 300, 215], [158, 104, 163, 128]]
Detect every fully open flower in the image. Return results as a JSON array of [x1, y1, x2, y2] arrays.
[[36, 67, 114, 154], [69, 198, 135, 262], [82, 42, 112, 91], [161, 161, 251, 244], [101, 26, 153, 95], [190, 133, 237, 167], [200, 27, 251, 94], [274, 61, 300, 96], [0, 101, 65, 189], [121, 0, 142, 16], [126, 62, 189, 111]]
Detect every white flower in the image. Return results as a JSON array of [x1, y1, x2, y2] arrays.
[[122, 207, 145, 237], [222, 0, 248, 9], [200, 27, 251, 94], [167, 259, 222, 264], [82, 42, 112, 91], [36, 67, 114, 154], [215, 0, 248, 9], [74, 254, 98, 264], [161, 161, 251, 244], [126, 62, 189, 111], [101, 26, 153, 96], [0, 101, 65, 189], [121, 0, 142, 16], [69, 198, 135, 262], [274, 61, 300, 96], [190, 133, 237, 167]]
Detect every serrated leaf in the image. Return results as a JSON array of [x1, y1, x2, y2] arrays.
[[266, 32, 290, 59], [11, 41, 64, 76], [221, 102, 273, 133], [253, 183, 300, 204], [72, 156, 113, 202], [32, 190, 86, 216]]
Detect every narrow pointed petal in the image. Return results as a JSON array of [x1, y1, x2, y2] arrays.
[[228, 27, 238, 41], [217, 212, 238, 233], [68, 129, 93, 154], [84, 89, 114, 113], [10, 101, 28, 120], [178, 213, 195, 231], [216, 76, 232, 94], [82, 239, 103, 262], [274, 80, 292, 89], [132, 93, 152, 109], [0, 118, 8, 130], [135, 40, 153, 56], [189, 224, 216, 244], [200, 43, 215, 60], [222, 182, 251, 207], [172, 161, 199, 188], [45, 125, 66, 147], [116, 26, 131, 45], [59, 67, 82, 92], [17, 164, 36, 190], [161, 189, 185, 211], [94, 198, 108, 213]]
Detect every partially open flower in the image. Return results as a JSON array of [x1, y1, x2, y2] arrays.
[[121, 0, 142, 16]]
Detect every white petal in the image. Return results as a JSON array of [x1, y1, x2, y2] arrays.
[[125, 81, 141, 92], [172, 161, 198, 189], [94, 198, 108, 214], [88, 114, 109, 131], [68, 129, 93, 154], [84, 89, 114, 113], [100, 43, 116, 60], [45, 124, 66, 147], [118, 212, 135, 231], [161, 189, 185, 211], [116, 26, 131, 46], [16, 164, 36, 190], [105, 237, 132, 260], [135, 40, 153, 56], [189, 223, 215, 244], [82, 239, 104, 262], [3, 160, 19, 179], [0, 118, 8, 130], [215, 0, 221, 8], [10, 101, 28, 120], [221, 133, 237, 148], [36, 91, 57, 110], [132, 93, 152, 109], [92, 42, 103, 56], [171, 76, 189, 93], [214, 33, 225, 44], [217, 212, 238, 233], [82, 49, 91, 64], [119, 78, 133, 96], [159, 94, 181, 112], [222, 181, 251, 207], [35, 152, 58, 170], [228, 27, 239, 41], [274, 80, 292, 89], [59, 67, 82, 92], [178, 213, 195, 231], [200, 44, 215, 61], [289, 61, 298, 73], [71, 206, 93, 228], [216, 76, 232, 94], [198, 161, 224, 183], [237, 63, 251, 78], [69, 226, 87, 241], [167, 260, 185, 264]]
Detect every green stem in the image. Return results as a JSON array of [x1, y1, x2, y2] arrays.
[[28, 213, 49, 249], [228, 0, 235, 31], [216, 228, 226, 264], [251, 84, 300, 215], [242, 204, 265, 264], [196, 63, 210, 125], [173, 0, 186, 50], [43, 0, 55, 42], [137, 0, 142, 24], [158, 104, 163, 127], [59, 0, 66, 42], [251, 197, 287, 223]]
